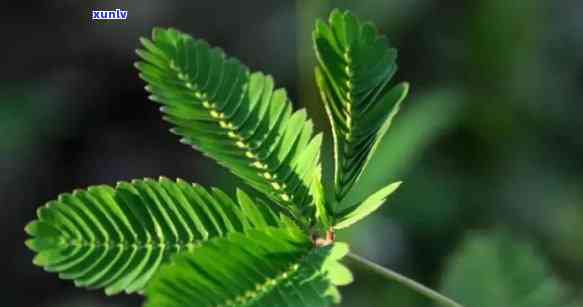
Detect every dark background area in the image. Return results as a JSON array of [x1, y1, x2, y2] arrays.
[[2, 1, 583, 306]]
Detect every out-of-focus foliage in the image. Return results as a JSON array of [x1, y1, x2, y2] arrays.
[[440, 232, 582, 307], [0, 85, 67, 154]]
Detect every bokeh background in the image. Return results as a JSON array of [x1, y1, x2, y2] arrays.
[[2, 1, 583, 306]]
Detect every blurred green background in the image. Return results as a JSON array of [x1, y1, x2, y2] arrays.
[[2, 1, 583, 306]]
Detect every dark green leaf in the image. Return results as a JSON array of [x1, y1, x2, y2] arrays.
[[314, 9, 409, 203]]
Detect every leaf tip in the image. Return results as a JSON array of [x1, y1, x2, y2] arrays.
[[24, 220, 37, 236]]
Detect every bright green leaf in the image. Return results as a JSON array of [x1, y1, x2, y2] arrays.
[[25, 178, 285, 295], [312, 165, 333, 230], [334, 181, 402, 230], [145, 227, 352, 307]]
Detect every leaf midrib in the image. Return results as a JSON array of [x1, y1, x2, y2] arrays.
[[214, 248, 314, 307], [336, 46, 357, 201], [63, 239, 199, 250], [166, 55, 302, 217]]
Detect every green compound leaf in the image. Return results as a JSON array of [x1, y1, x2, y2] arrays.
[[334, 181, 401, 230], [440, 232, 582, 307], [136, 28, 323, 224], [145, 227, 352, 307], [314, 9, 409, 203], [25, 177, 288, 295]]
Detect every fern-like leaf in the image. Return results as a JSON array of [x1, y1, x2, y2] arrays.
[[314, 10, 409, 203], [136, 28, 323, 224], [145, 227, 352, 307], [25, 177, 287, 295]]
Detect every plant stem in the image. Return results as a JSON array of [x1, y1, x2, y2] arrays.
[[346, 252, 464, 307]]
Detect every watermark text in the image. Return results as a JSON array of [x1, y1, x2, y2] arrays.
[[92, 9, 128, 20]]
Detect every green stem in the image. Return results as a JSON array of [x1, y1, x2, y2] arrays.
[[347, 252, 464, 307]]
